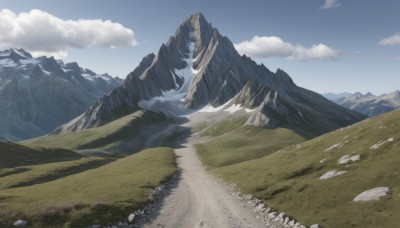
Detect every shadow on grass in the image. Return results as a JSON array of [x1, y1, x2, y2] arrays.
[[8, 159, 114, 189], [0, 167, 30, 178]]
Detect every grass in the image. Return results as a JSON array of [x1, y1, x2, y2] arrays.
[[200, 116, 247, 137], [197, 110, 400, 227], [0, 147, 177, 227], [196, 126, 307, 168], [0, 141, 82, 169], [0, 157, 113, 189], [23, 110, 167, 153]]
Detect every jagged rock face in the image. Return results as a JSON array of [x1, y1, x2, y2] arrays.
[[231, 79, 366, 135], [0, 49, 122, 140], [59, 12, 365, 135], [332, 91, 400, 116]]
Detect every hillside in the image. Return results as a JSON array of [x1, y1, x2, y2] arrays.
[[24, 110, 188, 155], [0, 147, 176, 227], [0, 141, 82, 168], [196, 110, 400, 227]]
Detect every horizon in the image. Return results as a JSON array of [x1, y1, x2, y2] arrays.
[[1, 0, 399, 94]]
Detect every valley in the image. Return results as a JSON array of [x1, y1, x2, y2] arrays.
[[0, 7, 399, 228]]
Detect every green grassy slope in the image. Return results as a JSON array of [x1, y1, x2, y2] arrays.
[[0, 141, 82, 168], [0, 147, 176, 227], [198, 110, 400, 227], [197, 126, 307, 168], [24, 110, 169, 153]]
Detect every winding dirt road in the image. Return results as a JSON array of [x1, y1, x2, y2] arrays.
[[142, 140, 283, 228]]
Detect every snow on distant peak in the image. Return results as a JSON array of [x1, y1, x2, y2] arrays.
[[0, 58, 17, 67], [138, 42, 200, 116]]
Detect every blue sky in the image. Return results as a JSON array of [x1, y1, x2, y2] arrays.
[[1, 0, 399, 94]]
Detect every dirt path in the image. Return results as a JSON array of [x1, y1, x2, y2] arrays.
[[142, 141, 283, 228]]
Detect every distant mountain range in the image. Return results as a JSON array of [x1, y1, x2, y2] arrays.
[[56, 13, 364, 136], [0, 49, 122, 141], [323, 91, 400, 116]]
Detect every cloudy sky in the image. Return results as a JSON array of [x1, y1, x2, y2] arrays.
[[1, 0, 399, 94]]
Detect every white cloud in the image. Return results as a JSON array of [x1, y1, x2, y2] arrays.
[[321, 0, 341, 9], [234, 35, 341, 61], [0, 9, 138, 58], [378, 33, 400, 46]]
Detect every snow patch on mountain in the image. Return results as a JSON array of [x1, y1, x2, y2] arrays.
[[0, 59, 17, 67], [198, 99, 256, 114], [138, 42, 199, 116]]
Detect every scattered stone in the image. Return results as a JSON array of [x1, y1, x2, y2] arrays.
[[338, 154, 360, 165], [13, 220, 28, 227], [278, 212, 286, 221], [319, 158, 328, 164], [267, 212, 277, 219], [310, 224, 320, 228], [325, 143, 343, 152], [128, 213, 136, 223], [353, 187, 391, 201], [370, 137, 395, 150], [319, 170, 347, 180], [284, 217, 290, 225], [89, 225, 100, 228], [288, 220, 296, 226]]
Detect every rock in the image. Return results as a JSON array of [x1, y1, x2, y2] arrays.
[[338, 154, 360, 164], [353, 187, 391, 201], [256, 203, 265, 211], [325, 143, 343, 152], [278, 212, 286, 221], [310, 224, 321, 228], [267, 212, 278, 219], [284, 217, 290, 225], [13, 220, 28, 227], [89, 225, 100, 228], [128, 213, 136, 222], [288, 220, 296, 227], [319, 170, 347, 180]]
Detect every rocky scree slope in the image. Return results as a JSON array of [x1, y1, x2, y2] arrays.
[[57, 13, 365, 136], [0, 49, 122, 140]]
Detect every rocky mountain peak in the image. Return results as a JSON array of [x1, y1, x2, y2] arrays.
[[393, 90, 400, 97], [57, 12, 365, 135], [173, 12, 217, 57], [8, 48, 32, 61]]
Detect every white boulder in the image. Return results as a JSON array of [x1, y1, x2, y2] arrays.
[[128, 213, 136, 222], [338, 154, 360, 165], [13, 220, 28, 227], [353, 187, 391, 201], [319, 170, 347, 180]]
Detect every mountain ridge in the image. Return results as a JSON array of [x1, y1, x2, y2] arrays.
[[326, 91, 400, 116], [55, 12, 365, 135], [0, 48, 122, 140]]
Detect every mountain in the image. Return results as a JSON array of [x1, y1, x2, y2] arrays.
[[0, 49, 122, 141], [322, 92, 353, 100], [56, 12, 365, 136], [331, 91, 400, 116]]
